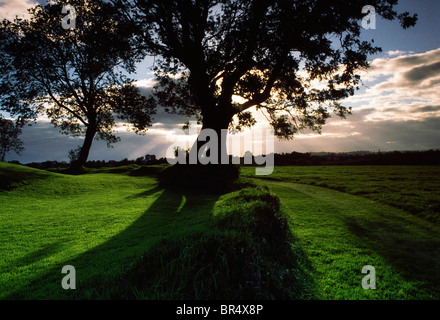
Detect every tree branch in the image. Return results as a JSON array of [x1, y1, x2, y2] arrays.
[[37, 73, 89, 127], [237, 66, 281, 112], [61, 63, 88, 116]]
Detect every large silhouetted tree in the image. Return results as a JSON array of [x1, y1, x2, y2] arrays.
[[115, 0, 416, 162], [0, 0, 156, 168]]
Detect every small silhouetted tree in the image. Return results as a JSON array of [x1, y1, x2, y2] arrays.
[[0, 117, 24, 162], [0, 0, 156, 168], [68, 146, 82, 164], [145, 154, 156, 163], [114, 0, 416, 163]]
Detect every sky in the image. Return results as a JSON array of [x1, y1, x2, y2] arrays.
[[1, 0, 439, 163]]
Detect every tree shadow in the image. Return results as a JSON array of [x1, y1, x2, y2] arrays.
[[4, 178, 316, 300], [124, 185, 163, 199], [9, 243, 63, 270], [344, 215, 440, 295], [0, 164, 54, 191], [5, 185, 221, 299]]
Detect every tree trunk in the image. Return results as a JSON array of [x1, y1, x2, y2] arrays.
[[70, 123, 97, 170], [167, 110, 239, 192], [190, 109, 233, 165]]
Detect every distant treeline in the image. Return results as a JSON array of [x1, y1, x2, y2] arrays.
[[270, 150, 440, 166], [21, 154, 169, 170], [8, 150, 440, 170]]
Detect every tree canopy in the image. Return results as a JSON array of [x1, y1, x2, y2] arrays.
[[115, 0, 416, 141], [0, 0, 156, 167], [0, 0, 417, 166]]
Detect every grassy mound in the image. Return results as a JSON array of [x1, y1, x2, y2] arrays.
[[1, 162, 312, 300], [0, 162, 55, 190], [109, 185, 312, 300], [259, 179, 440, 299]]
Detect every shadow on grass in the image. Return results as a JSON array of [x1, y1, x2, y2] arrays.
[[5, 179, 315, 300], [0, 164, 54, 191], [124, 186, 164, 199], [9, 243, 63, 270], [4, 184, 219, 299], [344, 215, 440, 297]]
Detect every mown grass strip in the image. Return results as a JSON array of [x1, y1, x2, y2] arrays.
[[243, 166, 440, 223], [258, 180, 440, 300]]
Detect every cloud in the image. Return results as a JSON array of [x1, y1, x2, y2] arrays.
[[135, 80, 198, 130], [344, 48, 440, 122], [6, 47, 440, 163], [9, 119, 175, 163], [0, 0, 36, 20], [275, 115, 440, 153], [273, 48, 440, 153], [386, 50, 413, 57], [404, 61, 440, 83], [360, 48, 440, 82], [418, 105, 440, 112]]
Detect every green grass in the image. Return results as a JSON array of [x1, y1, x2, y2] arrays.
[[257, 180, 440, 299], [0, 162, 304, 300], [0, 163, 217, 299], [99, 186, 311, 300], [1, 163, 439, 300], [242, 166, 440, 223], [243, 166, 440, 299]]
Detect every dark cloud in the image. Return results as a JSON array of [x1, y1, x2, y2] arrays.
[[137, 84, 197, 129], [418, 105, 440, 112], [404, 61, 440, 83], [6, 120, 173, 163], [392, 49, 440, 69], [7, 107, 439, 163], [277, 116, 440, 153], [362, 117, 440, 151]]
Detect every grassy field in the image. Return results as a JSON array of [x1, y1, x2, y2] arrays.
[[242, 166, 440, 223], [0, 163, 306, 299], [254, 180, 440, 299], [1, 163, 439, 299], [0, 163, 218, 299], [243, 166, 440, 299]]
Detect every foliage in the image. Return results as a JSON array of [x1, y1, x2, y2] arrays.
[[0, 0, 156, 166], [68, 146, 82, 164], [0, 117, 24, 162], [115, 0, 416, 140]]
